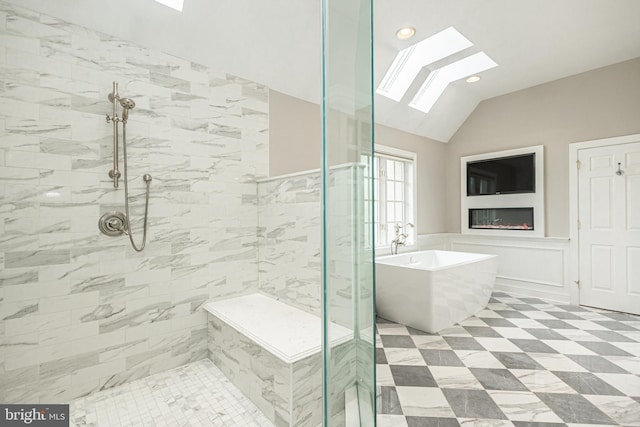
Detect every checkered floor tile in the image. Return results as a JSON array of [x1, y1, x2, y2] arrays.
[[376, 292, 640, 427]]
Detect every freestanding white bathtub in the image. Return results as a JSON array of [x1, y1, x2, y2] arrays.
[[376, 250, 498, 333]]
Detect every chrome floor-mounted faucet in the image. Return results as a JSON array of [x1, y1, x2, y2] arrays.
[[391, 222, 414, 255]]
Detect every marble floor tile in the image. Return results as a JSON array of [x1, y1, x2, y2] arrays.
[[454, 350, 505, 369], [406, 416, 460, 427], [443, 389, 507, 420], [430, 366, 484, 390], [511, 369, 578, 394], [470, 368, 528, 392], [419, 349, 464, 367], [382, 335, 417, 348], [412, 335, 451, 350], [396, 387, 456, 418], [390, 365, 437, 387], [584, 395, 640, 426], [487, 391, 563, 423], [378, 386, 403, 415], [566, 355, 629, 374], [443, 337, 485, 351], [475, 337, 524, 353], [385, 348, 427, 366], [492, 327, 537, 340], [536, 393, 616, 424], [528, 353, 588, 372], [593, 373, 640, 397], [541, 340, 596, 356], [552, 371, 624, 396], [578, 341, 633, 357], [491, 352, 544, 370]]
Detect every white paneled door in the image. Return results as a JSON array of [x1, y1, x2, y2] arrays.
[[578, 141, 640, 315]]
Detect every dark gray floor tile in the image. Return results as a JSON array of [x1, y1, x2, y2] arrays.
[[518, 298, 548, 304], [510, 339, 559, 354], [482, 318, 517, 328], [578, 341, 633, 356], [442, 336, 485, 351], [419, 349, 464, 367], [536, 319, 577, 329], [634, 396, 640, 404], [493, 292, 510, 297], [508, 304, 538, 311], [536, 393, 616, 424], [567, 354, 629, 373], [601, 312, 640, 321], [390, 365, 437, 387], [555, 304, 590, 312], [381, 335, 416, 348], [594, 320, 638, 331], [377, 348, 388, 365], [492, 352, 544, 370], [552, 371, 624, 395], [512, 423, 566, 427], [442, 389, 507, 419], [377, 386, 402, 415], [495, 310, 528, 319], [489, 297, 500, 303], [586, 329, 636, 342], [524, 328, 569, 341], [469, 368, 528, 391], [462, 326, 502, 337], [406, 417, 460, 427], [548, 311, 583, 320]]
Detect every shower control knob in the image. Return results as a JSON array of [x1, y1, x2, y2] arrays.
[[98, 211, 128, 237], [143, 174, 152, 183]]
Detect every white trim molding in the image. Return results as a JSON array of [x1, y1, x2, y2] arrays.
[[417, 233, 571, 303]]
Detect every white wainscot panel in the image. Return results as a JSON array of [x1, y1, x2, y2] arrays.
[[447, 236, 570, 303]]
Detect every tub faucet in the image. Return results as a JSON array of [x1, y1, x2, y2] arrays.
[[391, 222, 414, 255]]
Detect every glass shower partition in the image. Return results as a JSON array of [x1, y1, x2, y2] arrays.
[[321, 0, 375, 425]]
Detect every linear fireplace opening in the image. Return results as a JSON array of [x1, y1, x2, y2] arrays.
[[469, 207, 534, 230]]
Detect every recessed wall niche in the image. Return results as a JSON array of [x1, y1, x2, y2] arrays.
[[461, 145, 545, 237]]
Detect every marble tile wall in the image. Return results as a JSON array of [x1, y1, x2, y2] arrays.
[[0, 1, 268, 403], [257, 171, 321, 315]]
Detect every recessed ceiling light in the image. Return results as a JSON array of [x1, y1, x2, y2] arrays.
[[153, 0, 184, 11], [396, 27, 416, 40], [409, 52, 498, 114], [377, 27, 473, 102], [466, 75, 481, 83]]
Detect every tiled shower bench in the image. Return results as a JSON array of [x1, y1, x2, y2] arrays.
[[204, 294, 352, 427]]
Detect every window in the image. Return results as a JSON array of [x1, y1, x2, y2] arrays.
[[364, 146, 416, 250]]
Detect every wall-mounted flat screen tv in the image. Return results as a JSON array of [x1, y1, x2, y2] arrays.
[[467, 153, 535, 196]]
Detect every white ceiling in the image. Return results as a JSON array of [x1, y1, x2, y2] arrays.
[[11, 0, 640, 142]]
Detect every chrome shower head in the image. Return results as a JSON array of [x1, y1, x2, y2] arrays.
[[119, 98, 135, 122], [119, 98, 136, 110]]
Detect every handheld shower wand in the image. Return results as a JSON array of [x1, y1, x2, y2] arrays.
[[99, 82, 152, 252]]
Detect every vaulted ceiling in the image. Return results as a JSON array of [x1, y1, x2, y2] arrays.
[[12, 0, 640, 142]]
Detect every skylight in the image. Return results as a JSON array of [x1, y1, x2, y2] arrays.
[[409, 52, 497, 114], [153, 0, 184, 11], [376, 27, 473, 102]]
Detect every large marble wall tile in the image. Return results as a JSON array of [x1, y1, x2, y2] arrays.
[[257, 171, 322, 316], [0, 0, 268, 403]]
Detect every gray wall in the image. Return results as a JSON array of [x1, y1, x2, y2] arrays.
[[269, 90, 448, 235], [446, 57, 640, 237]]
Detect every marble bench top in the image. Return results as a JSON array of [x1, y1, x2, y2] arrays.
[[203, 293, 353, 364]]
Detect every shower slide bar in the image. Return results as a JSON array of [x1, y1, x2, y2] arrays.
[[99, 81, 152, 252]]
